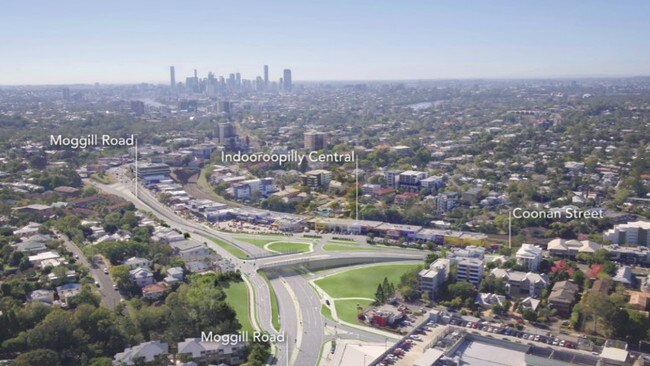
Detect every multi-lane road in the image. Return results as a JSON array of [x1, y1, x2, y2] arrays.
[[89, 176, 427, 365]]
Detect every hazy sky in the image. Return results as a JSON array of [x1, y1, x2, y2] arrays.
[[1, 0, 649, 85]]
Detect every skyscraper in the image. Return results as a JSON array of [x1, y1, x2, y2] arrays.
[[169, 66, 176, 90], [264, 65, 269, 86], [283, 69, 292, 91]]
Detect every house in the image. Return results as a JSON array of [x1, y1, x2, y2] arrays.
[[47, 268, 77, 285], [12, 204, 52, 217], [28, 251, 64, 268], [548, 281, 580, 317], [612, 266, 633, 286], [520, 297, 541, 312], [462, 187, 483, 204], [186, 261, 210, 273], [152, 227, 185, 243], [490, 269, 549, 298], [516, 244, 543, 271], [547, 238, 601, 258], [56, 283, 82, 306], [475, 293, 506, 308], [113, 341, 169, 366], [142, 282, 167, 300], [14, 222, 42, 238], [418, 259, 450, 299], [53, 186, 81, 196], [170, 240, 211, 260], [591, 279, 610, 296], [124, 257, 153, 270], [177, 337, 247, 366], [129, 267, 154, 288], [628, 291, 650, 312], [164, 267, 184, 284], [15, 234, 51, 254], [28, 289, 55, 304]]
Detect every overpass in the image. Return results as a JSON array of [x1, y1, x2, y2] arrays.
[[252, 251, 426, 270]]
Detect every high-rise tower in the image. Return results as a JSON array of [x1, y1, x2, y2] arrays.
[[264, 65, 269, 86], [169, 66, 176, 90], [283, 69, 292, 91]]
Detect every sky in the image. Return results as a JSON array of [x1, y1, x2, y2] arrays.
[[1, 0, 649, 85]]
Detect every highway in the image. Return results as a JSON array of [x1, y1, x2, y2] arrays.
[[89, 177, 426, 365]]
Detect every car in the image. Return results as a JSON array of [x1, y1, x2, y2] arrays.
[[95, 281, 100, 288], [472, 323, 478, 329], [103, 268, 108, 274], [534, 335, 541, 342], [466, 322, 473, 328], [559, 340, 566, 347], [552, 339, 559, 345], [113, 284, 118, 290]]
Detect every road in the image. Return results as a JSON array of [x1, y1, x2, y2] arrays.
[[89, 176, 424, 365], [57, 230, 122, 309]]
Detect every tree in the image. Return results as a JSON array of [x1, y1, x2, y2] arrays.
[[14, 349, 61, 366], [448, 282, 477, 302], [522, 308, 537, 322], [375, 284, 385, 304], [422, 292, 431, 305], [572, 270, 586, 289], [582, 290, 614, 334]]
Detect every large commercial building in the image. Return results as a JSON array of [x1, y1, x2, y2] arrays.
[[418, 258, 451, 299], [384, 170, 402, 189], [304, 131, 327, 150], [136, 163, 171, 184], [216, 122, 240, 149], [302, 169, 332, 189], [263, 65, 269, 86], [603, 221, 650, 246], [398, 170, 427, 192], [455, 257, 484, 286]]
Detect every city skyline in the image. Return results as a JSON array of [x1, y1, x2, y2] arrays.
[[1, 0, 650, 85]]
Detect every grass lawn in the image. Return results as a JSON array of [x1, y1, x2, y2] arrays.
[[322, 244, 379, 252], [266, 242, 311, 253], [328, 239, 358, 244], [335, 299, 375, 324], [90, 173, 114, 184], [314, 264, 422, 299], [259, 271, 281, 331], [223, 281, 254, 334], [209, 237, 249, 259], [239, 238, 276, 248], [321, 304, 334, 322]]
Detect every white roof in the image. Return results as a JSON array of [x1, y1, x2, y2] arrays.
[[600, 346, 628, 362]]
